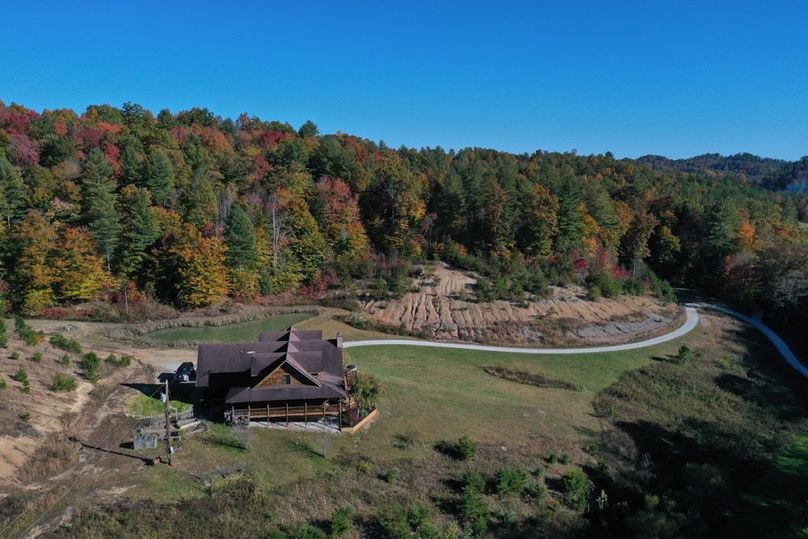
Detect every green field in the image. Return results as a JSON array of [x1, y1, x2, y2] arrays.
[[124, 338, 682, 501], [128, 393, 193, 417], [144, 313, 312, 345], [35, 316, 808, 537]]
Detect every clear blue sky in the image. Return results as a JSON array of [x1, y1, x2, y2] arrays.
[[1, 1, 806, 160]]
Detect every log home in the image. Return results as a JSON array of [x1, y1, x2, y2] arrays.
[[195, 327, 347, 425]]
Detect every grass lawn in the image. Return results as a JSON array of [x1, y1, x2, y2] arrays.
[[144, 313, 312, 345], [128, 392, 193, 417], [128, 335, 687, 502]]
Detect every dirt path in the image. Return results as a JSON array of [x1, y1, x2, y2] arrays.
[[345, 306, 699, 354]]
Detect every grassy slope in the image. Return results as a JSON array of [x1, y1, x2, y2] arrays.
[[32, 313, 808, 537], [144, 313, 311, 344], [121, 338, 682, 502]]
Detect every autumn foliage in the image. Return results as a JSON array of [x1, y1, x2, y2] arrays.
[[0, 99, 805, 319]]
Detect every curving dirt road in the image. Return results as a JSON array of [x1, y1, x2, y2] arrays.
[[346, 304, 808, 379], [344, 306, 700, 354]]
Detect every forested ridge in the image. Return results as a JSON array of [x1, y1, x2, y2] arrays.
[[0, 100, 806, 321]]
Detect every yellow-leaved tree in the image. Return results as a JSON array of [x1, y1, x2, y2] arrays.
[[172, 224, 230, 308]]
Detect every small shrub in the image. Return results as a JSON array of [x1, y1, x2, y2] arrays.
[[11, 367, 29, 384], [458, 486, 489, 538], [14, 316, 44, 346], [560, 453, 571, 465], [456, 435, 477, 460], [381, 467, 400, 483], [587, 285, 602, 301], [18, 411, 31, 422], [676, 345, 692, 364], [49, 333, 82, 354], [105, 354, 132, 368], [459, 470, 486, 493], [50, 373, 78, 392], [561, 469, 592, 511], [379, 503, 441, 539], [495, 466, 528, 495], [329, 506, 353, 538], [524, 480, 547, 502], [58, 354, 71, 366], [80, 352, 101, 382], [9, 351, 20, 360], [547, 453, 559, 464], [30, 351, 43, 363], [357, 460, 373, 475]]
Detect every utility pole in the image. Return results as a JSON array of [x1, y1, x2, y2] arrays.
[[163, 379, 173, 466]]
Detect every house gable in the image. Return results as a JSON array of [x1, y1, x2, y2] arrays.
[[254, 356, 321, 388]]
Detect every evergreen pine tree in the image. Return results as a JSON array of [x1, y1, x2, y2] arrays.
[[0, 155, 27, 226], [83, 149, 121, 270], [120, 143, 144, 185], [120, 188, 160, 276], [225, 205, 257, 268], [144, 149, 175, 206], [555, 176, 585, 253]]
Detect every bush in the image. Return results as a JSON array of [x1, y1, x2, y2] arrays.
[[456, 435, 477, 460], [348, 371, 383, 415], [458, 486, 489, 538], [676, 345, 692, 364], [524, 480, 547, 502], [495, 466, 528, 495], [49, 333, 82, 354], [560, 453, 571, 465], [50, 373, 78, 392], [14, 316, 43, 346], [9, 351, 20, 360], [475, 277, 495, 303], [18, 411, 31, 422], [379, 503, 441, 539], [105, 354, 132, 367], [13, 367, 31, 394], [586, 270, 622, 299], [12, 367, 29, 384], [587, 285, 602, 301], [30, 351, 43, 363], [329, 506, 353, 538], [561, 469, 592, 511], [80, 352, 101, 382], [459, 470, 486, 493], [381, 467, 400, 483], [58, 354, 70, 365]]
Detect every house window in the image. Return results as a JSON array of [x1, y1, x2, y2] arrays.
[[282, 374, 291, 385]]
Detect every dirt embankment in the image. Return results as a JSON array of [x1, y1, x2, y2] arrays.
[[360, 263, 683, 346]]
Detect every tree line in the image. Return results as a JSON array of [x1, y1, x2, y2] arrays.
[[0, 100, 805, 319]]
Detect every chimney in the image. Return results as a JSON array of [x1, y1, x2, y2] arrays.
[[336, 331, 343, 348]]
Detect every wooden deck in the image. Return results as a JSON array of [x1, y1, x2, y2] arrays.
[[230, 400, 342, 426]]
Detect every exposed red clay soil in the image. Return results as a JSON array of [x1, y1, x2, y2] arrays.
[[360, 263, 682, 346]]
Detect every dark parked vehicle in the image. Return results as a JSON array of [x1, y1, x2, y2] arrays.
[[174, 362, 196, 383]]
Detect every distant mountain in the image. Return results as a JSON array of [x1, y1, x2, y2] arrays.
[[635, 152, 802, 189]]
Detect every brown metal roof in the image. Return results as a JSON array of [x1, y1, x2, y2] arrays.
[[195, 326, 345, 404]]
